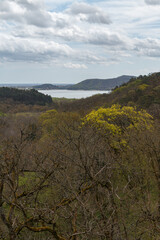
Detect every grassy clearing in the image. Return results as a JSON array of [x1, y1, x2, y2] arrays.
[[52, 97, 76, 102]]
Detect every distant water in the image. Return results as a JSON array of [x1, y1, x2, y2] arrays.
[[38, 89, 110, 99]]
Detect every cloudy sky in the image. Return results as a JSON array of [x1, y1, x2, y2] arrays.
[[0, 0, 160, 84]]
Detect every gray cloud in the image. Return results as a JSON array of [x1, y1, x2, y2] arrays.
[[0, 0, 53, 28], [85, 31, 126, 46], [68, 2, 111, 24], [25, 11, 52, 28], [145, 0, 160, 5], [50, 27, 128, 49], [16, 0, 43, 10], [0, 34, 74, 63], [134, 38, 160, 57], [0, 33, 106, 67]]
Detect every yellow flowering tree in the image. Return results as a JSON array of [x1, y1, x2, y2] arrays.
[[82, 105, 153, 149]]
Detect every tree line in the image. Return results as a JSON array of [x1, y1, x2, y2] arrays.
[[0, 88, 52, 105]]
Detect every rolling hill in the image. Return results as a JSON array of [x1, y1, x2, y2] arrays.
[[34, 75, 135, 91], [34, 84, 73, 90], [68, 75, 135, 90], [34, 84, 61, 90]]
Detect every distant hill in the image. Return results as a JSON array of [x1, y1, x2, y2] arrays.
[[34, 84, 61, 90], [0, 87, 52, 105], [34, 76, 135, 91], [34, 84, 73, 90], [68, 75, 135, 90]]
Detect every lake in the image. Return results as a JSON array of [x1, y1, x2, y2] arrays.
[[38, 89, 110, 99]]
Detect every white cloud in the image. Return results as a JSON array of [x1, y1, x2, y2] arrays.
[[63, 63, 87, 69]]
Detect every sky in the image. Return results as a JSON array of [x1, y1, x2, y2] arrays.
[[0, 0, 160, 84]]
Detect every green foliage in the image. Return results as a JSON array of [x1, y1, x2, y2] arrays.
[[131, 78, 142, 85], [110, 73, 160, 111], [39, 109, 58, 136], [40, 109, 58, 122], [52, 97, 76, 102], [138, 84, 149, 91], [113, 85, 127, 93], [153, 85, 160, 92], [0, 87, 52, 105], [40, 109, 81, 140]]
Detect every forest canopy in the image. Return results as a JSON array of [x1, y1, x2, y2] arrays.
[[1, 73, 160, 239], [0, 87, 52, 105]]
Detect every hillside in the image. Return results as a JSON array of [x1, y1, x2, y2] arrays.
[[111, 72, 160, 108], [59, 73, 160, 117], [34, 84, 61, 90], [68, 75, 135, 90], [0, 87, 52, 105]]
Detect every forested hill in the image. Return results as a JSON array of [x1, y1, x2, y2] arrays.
[[68, 75, 135, 90], [0, 87, 52, 105], [111, 72, 160, 108], [61, 73, 160, 117], [34, 84, 61, 90]]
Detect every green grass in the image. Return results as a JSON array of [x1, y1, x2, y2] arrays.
[[52, 97, 76, 102]]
